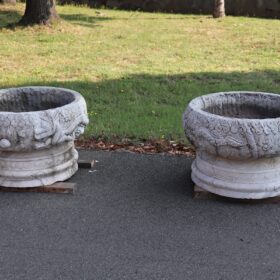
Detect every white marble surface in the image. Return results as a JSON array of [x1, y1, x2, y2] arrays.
[[183, 91, 280, 199], [0, 87, 88, 188]]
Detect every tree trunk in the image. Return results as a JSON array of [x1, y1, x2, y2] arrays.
[[213, 0, 225, 18], [0, 0, 16, 4], [20, 0, 59, 25]]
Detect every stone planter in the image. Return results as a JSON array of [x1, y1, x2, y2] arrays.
[[183, 91, 280, 199], [0, 87, 88, 188]]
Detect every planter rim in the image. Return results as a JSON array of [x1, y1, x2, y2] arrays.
[[0, 86, 82, 115], [187, 91, 280, 122], [0, 86, 89, 152]]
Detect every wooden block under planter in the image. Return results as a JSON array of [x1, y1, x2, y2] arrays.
[[193, 185, 280, 204], [78, 160, 95, 169], [0, 182, 76, 194]]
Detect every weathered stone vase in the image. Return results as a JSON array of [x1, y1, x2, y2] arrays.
[[183, 91, 280, 199], [0, 87, 88, 188]]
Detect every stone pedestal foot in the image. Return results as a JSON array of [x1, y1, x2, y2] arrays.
[[0, 142, 78, 188]]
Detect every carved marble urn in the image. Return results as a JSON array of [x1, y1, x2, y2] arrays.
[[183, 91, 280, 199], [0, 87, 88, 188]]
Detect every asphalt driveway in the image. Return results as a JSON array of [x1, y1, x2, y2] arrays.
[[0, 150, 279, 280]]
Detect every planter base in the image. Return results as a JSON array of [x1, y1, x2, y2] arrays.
[[192, 152, 280, 199], [0, 142, 78, 188]]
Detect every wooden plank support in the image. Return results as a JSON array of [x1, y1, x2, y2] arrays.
[[0, 182, 76, 194], [78, 159, 95, 169], [193, 185, 217, 200], [193, 185, 280, 204]]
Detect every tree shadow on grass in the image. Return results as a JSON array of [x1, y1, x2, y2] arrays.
[[60, 13, 113, 27], [0, 9, 22, 28], [6, 70, 280, 141], [0, 7, 113, 29]]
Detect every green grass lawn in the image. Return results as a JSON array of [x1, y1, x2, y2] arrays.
[[0, 3, 279, 142]]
